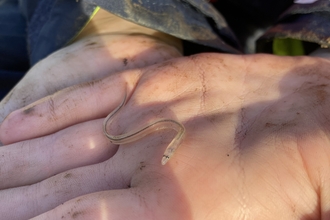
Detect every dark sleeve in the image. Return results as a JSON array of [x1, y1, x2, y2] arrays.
[[23, 0, 242, 65], [257, 0, 330, 53], [21, 0, 95, 65], [0, 0, 30, 99], [89, 0, 241, 54]]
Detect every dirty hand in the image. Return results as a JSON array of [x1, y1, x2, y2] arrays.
[[0, 54, 329, 219]]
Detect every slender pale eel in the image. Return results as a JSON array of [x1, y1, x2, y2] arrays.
[[103, 92, 185, 165]]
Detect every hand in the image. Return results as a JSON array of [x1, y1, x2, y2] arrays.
[[0, 54, 330, 219], [0, 8, 182, 125]]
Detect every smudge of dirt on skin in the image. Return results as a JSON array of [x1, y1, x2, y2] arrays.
[[189, 56, 207, 110], [297, 64, 330, 80], [48, 97, 58, 122], [71, 211, 84, 218], [123, 58, 128, 66], [314, 85, 327, 105], [63, 173, 72, 178], [265, 122, 277, 128], [20, 94, 31, 108], [297, 83, 329, 107], [23, 105, 36, 115], [139, 161, 146, 171], [68, 144, 74, 148], [85, 42, 97, 46]]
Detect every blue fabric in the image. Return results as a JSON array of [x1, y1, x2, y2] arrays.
[[24, 0, 96, 65], [0, 0, 28, 100], [0, 0, 97, 100], [21, 0, 242, 65]]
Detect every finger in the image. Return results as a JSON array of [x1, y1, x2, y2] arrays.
[[0, 68, 141, 144], [0, 119, 117, 189], [31, 177, 186, 220], [0, 160, 132, 219], [31, 189, 158, 220], [0, 34, 181, 124], [31, 190, 147, 220]]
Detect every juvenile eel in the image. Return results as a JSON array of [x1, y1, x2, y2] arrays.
[[103, 92, 185, 165]]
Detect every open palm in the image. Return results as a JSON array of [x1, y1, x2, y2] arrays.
[[0, 54, 329, 219]]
